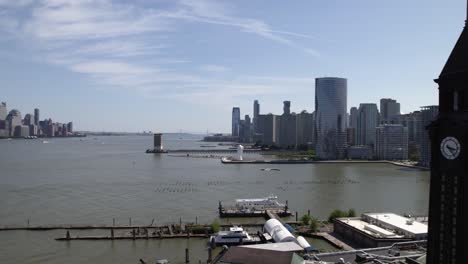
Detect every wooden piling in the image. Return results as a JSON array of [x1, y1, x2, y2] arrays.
[[185, 248, 190, 263], [295, 211, 298, 221], [129, 217, 132, 226], [207, 247, 212, 264], [308, 210, 310, 217], [132, 228, 136, 240], [111, 229, 114, 240]]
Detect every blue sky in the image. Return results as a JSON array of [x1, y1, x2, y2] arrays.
[[0, 0, 465, 133]]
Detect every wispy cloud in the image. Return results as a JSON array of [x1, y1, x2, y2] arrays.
[[1, 0, 322, 105]]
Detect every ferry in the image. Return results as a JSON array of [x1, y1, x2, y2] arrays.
[[235, 195, 286, 211], [210, 226, 258, 247]]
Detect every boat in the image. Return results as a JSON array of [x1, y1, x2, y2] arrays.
[[260, 168, 281, 171], [209, 226, 258, 247], [235, 195, 286, 211], [42, 140, 50, 144]]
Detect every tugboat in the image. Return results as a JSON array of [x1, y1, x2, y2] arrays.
[[209, 226, 258, 247]]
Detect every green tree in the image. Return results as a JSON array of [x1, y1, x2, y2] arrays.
[[347, 208, 356, 217], [328, 209, 347, 222], [309, 217, 319, 232], [300, 214, 311, 226], [210, 220, 220, 233]]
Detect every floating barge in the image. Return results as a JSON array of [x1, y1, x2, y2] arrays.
[[218, 195, 291, 218]]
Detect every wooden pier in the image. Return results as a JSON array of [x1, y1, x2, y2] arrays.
[[218, 201, 292, 218]]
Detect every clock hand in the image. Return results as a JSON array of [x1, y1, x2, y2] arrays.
[[446, 145, 457, 155]]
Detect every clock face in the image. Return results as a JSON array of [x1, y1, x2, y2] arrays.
[[440, 137, 461, 160]]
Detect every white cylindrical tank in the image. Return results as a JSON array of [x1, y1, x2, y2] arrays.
[[263, 219, 296, 243], [236, 145, 244, 161], [296, 236, 311, 249]]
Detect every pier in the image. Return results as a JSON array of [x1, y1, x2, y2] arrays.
[[218, 201, 292, 218]]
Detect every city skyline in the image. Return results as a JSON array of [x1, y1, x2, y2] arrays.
[[0, 0, 464, 132]]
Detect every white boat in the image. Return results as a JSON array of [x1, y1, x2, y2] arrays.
[[235, 195, 286, 211], [210, 226, 257, 246]]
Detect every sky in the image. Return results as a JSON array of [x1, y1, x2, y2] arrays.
[[0, 0, 466, 133]]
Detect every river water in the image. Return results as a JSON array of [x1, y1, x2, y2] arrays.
[[0, 135, 430, 263]]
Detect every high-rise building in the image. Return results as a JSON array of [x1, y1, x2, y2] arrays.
[[357, 103, 380, 147], [231, 107, 241, 137], [34, 108, 39, 126], [0, 102, 7, 120], [375, 124, 408, 160], [315, 77, 347, 159], [419, 106, 439, 168], [283, 101, 291, 115], [296, 111, 314, 148], [256, 114, 277, 146], [24, 113, 33, 126], [67, 122, 73, 134], [6, 109, 22, 137], [380, 98, 400, 123], [238, 115, 252, 143], [253, 100, 260, 133], [349, 107, 358, 145], [426, 4, 467, 263], [396, 111, 422, 144], [277, 113, 296, 148]]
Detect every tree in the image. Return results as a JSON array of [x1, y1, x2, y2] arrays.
[[328, 209, 347, 222], [309, 217, 319, 232], [347, 208, 356, 217], [300, 214, 311, 226], [210, 220, 220, 233]]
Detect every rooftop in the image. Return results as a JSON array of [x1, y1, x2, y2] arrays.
[[338, 218, 403, 238], [363, 213, 427, 235], [239, 241, 304, 252]]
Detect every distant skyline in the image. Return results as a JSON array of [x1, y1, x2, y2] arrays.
[[0, 0, 465, 133]]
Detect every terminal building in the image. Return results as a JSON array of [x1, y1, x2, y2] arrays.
[[334, 213, 427, 248]]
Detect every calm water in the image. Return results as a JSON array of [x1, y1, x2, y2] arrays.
[[0, 135, 430, 263]]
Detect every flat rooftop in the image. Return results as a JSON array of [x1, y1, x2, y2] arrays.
[[338, 218, 403, 238], [363, 213, 427, 235], [240, 241, 303, 252]]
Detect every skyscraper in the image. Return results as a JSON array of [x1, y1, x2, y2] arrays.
[[315, 77, 347, 159], [6, 109, 22, 137], [34, 108, 39, 126], [419, 106, 439, 168], [231, 107, 240, 137], [296, 111, 314, 148], [357, 103, 380, 147], [427, 3, 467, 262], [253, 100, 260, 133], [0, 102, 7, 120], [380, 98, 400, 123], [375, 124, 408, 160], [283, 101, 291, 115], [257, 114, 277, 146], [24, 114, 32, 126], [349, 107, 358, 145]]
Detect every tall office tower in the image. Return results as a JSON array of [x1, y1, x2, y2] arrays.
[[357, 103, 380, 147], [296, 111, 314, 148], [231, 107, 241, 137], [418, 106, 439, 168], [0, 102, 7, 120], [315, 77, 347, 159], [6, 109, 22, 137], [375, 124, 408, 160], [238, 115, 252, 143], [283, 101, 291, 115], [349, 107, 358, 145], [34, 108, 39, 125], [67, 122, 73, 133], [23, 114, 32, 126], [427, 3, 467, 263], [380, 98, 401, 123], [397, 111, 422, 144], [257, 114, 277, 146], [253, 100, 260, 133]]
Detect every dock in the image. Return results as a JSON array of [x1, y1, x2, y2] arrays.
[[218, 201, 291, 218]]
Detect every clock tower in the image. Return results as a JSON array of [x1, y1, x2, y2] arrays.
[[427, 2, 468, 263]]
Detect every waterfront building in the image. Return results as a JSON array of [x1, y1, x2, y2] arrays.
[[419, 106, 439, 168], [0, 102, 7, 120], [347, 145, 373, 160], [29, 125, 38, 136], [396, 111, 422, 144], [356, 103, 379, 148], [256, 114, 277, 146], [314, 77, 347, 159], [380, 98, 400, 123], [295, 111, 314, 149], [67, 122, 73, 133], [232, 107, 240, 137], [349, 107, 358, 145], [6, 109, 22, 137], [238, 115, 252, 143], [277, 101, 296, 148], [427, 5, 467, 263], [34, 108, 39, 126], [253, 100, 260, 133], [375, 124, 408, 160], [24, 113, 33, 126], [346, 127, 356, 146]]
